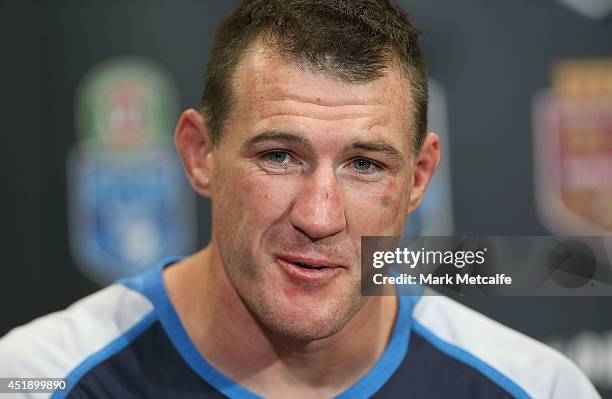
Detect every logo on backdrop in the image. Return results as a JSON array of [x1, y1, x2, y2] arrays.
[[404, 80, 454, 236], [533, 58, 612, 235], [67, 57, 197, 285]]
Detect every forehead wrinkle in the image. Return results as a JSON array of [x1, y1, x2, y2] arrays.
[[262, 89, 384, 106], [258, 100, 387, 122], [252, 80, 393, 108]]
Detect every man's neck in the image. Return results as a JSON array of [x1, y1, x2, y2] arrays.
[[164, 245, 398, 399]]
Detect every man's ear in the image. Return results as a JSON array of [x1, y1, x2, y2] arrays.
[[175, 109, 214, 198], [408, 132, 441, 214]]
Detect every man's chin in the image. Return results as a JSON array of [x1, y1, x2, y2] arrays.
[[254, 295, 368, 343], [263, 315, 347, 342]]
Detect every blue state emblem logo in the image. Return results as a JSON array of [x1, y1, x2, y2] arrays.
[[68, 145, 196, 284], [67, 57, 197, 285]]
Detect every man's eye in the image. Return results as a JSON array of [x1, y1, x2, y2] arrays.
[[266, 151, 289, 165], [259, 150, 302, 175], [351, 158, 379, 175]]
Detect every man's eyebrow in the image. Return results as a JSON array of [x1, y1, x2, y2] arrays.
[[342, 141, 406, 162], [241, 131, 313, 152]]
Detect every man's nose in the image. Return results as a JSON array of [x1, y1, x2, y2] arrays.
[[289, 165, 347, 240]]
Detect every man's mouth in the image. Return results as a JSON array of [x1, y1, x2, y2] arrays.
[[295, 262, 326, 270], [276, 255, 345, 286]]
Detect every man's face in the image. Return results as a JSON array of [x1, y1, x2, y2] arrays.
[[209, 44, 415, 340]]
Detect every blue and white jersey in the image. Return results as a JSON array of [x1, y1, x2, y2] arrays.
[[0, 258, 599, 399]]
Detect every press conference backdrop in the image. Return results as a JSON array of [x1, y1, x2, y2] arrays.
[[1, 0, 611, 396]]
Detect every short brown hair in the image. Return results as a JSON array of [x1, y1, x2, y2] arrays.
[[202, 0, 428, 152]]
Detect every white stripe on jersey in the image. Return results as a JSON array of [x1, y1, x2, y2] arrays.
[[413, 294, 601, 399], [0, 284, 154, 399]]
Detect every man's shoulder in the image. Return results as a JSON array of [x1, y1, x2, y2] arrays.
[[0, 283, 155, 382], [410, 295, 600, 398]]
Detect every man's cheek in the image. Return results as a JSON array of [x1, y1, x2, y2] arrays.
[[346, 186, 406, 235], [235, 172, 296, 224]]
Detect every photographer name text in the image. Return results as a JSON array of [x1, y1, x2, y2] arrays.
[[373, 273, 512, 286]]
